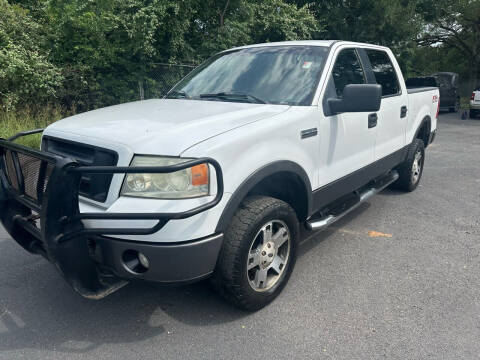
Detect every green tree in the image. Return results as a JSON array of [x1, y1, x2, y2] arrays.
[[44, 0, 195, 108], [289, 0, 421, 44], [247, 0, 322, 43], [186, 0, 322, 60], [416, 0, 480, 81], [9, 0, 477, 113], [286, 0, 424, 71], [0, 0, 62, 110]]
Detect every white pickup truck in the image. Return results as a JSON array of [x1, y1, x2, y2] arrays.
[[471, 86, 480, 118], [0, 41, 438, 310]]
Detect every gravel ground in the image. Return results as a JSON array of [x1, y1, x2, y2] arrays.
[[0, 112, 479, 359]]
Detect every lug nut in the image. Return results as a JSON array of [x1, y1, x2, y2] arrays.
[[267, 243, 271, 248], [262, 251, 266, 256]]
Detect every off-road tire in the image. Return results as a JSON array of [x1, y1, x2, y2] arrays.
[[211, 196, 299, 311], [394, 139, 425, 192]]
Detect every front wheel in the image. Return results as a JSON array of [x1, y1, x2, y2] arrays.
[[211, 196, 299, 311], [393, 139, 425, 192]]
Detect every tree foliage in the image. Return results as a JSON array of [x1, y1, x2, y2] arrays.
[[21, 0, 320, 110], [0, 0, 62, 110], [416, 0, 480, 79], [0, 0, 478, 112], [44, 0, 195, 108]]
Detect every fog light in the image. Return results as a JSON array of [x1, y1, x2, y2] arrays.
[[138, 252, 150, 269], [122, 250, 149, 274]]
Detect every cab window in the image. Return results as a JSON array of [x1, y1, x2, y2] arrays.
[[331, 49, 366, 97], [365, 49, 400, 96]]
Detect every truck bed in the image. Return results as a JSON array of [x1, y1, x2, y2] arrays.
[[407, 86, 438, 94]]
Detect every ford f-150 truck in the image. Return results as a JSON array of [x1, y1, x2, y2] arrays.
[[0, 41, 439, 310]]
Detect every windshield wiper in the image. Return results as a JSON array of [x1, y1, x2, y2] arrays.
[[165, 90, 190, 99], [199, 92, 268, 104]]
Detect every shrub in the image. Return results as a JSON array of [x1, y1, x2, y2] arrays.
[[0, 0, 63, 111]]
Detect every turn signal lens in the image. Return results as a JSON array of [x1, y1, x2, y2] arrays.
[[191, 164, 209, 186]]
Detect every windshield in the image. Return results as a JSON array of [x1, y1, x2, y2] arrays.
[[167, 46, 329, 106]]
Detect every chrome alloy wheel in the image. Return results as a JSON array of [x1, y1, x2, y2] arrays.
[[411, 149, 423, 184], [246, 220, 291, 292]]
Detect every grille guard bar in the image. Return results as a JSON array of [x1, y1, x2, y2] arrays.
[[0, 133, 224, 246], [0, 131, 224, 298]]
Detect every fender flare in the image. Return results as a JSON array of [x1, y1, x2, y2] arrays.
[[215, 160, 313, 232], [413, 116, 432, 147]]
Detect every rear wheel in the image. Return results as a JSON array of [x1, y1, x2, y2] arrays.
[[211, 196, 299, 311], [470, 110, 478, 119], [394, 139, 425, 192]]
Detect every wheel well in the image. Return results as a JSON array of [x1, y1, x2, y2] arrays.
[[416, 117, 431, 148], [246, 171, 309, 222]]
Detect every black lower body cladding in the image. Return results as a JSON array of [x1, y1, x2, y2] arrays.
[[95, 233, 223, 283]]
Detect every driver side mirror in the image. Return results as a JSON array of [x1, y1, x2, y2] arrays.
[[328, 84, 382, 114]]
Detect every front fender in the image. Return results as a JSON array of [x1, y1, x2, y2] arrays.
[[215, 160, 313, 232], [181, 107, 319, 233]]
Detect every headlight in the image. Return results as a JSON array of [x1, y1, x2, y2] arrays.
[[120, 156, 209, 199]]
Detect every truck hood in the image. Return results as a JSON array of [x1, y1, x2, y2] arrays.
[[45, 99, 289, 155]]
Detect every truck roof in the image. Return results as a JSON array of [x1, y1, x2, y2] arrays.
[[225, 40, 390, 52], [231, 40, 336, 49]]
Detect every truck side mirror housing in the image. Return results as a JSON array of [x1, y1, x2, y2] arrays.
[[328, 84, 382, 114]]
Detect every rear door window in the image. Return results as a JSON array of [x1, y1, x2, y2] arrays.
[[365, 49, 400, 96]]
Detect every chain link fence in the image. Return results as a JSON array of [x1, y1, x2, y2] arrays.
[[139, 63, 197, 100]]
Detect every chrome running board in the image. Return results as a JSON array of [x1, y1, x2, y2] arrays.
[[306, 170, 399, 231]]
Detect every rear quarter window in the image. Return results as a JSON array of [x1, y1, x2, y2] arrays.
[[365, 49, 401, 97]]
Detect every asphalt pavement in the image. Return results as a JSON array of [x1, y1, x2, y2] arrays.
[[0, 112, 479, 359]]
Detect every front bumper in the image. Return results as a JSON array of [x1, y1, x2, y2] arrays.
[[0, 130, 224, 298], [470, 101, 480, 110], [96, 233, 223, 283]]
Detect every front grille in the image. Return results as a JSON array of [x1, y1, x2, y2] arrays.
[[18, 153, 43, 201], [4, 150, 19, 190], [42, 137, 118, 203], [2, 150, 54, 205]]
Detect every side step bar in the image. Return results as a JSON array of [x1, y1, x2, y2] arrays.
[[306, 170, 399, 231]]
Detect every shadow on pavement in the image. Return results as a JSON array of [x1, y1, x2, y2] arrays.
[[0, 199, 369, 355], [297, 201, 370, 257], [0, 245, 244, 355]]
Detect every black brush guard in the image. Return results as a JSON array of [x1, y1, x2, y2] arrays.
[[0, 131, 224, 298]]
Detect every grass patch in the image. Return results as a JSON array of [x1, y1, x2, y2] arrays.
[[0, 106, 68, 148]]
